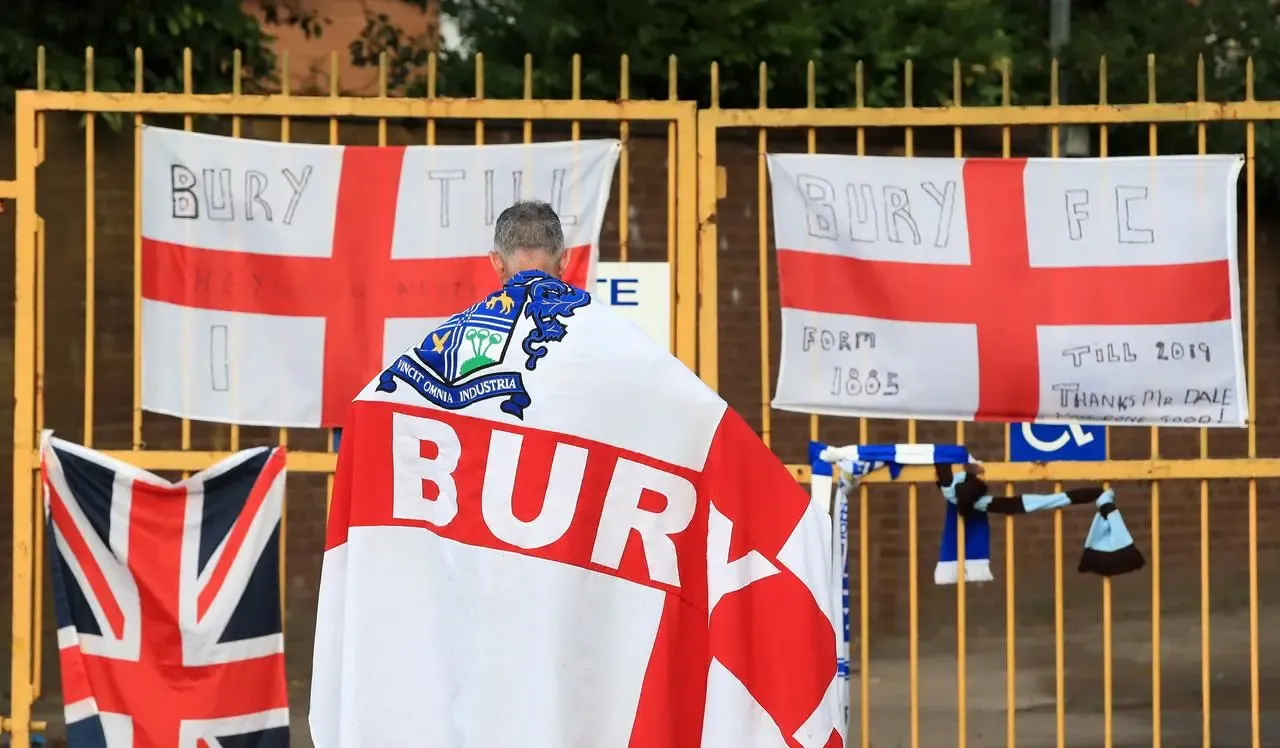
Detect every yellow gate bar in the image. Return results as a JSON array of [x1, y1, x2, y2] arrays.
[[18, 90, 694, 121], [701, 99, 1280, 126], [786, 457, 1280, 484], [18, 450, 1274, 483]]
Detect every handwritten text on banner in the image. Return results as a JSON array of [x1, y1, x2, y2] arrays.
[[140, 127, 620, 428], [768, 154, 1247, 427]]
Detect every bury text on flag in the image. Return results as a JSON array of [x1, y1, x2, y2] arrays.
[[140, 128, 620, 429]]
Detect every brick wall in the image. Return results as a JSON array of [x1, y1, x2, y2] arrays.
[[1, 113, 1277, 726]]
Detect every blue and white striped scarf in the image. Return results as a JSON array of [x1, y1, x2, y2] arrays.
[[812, 443, 990, 587]]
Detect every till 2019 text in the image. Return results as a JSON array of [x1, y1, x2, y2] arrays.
[[1061, 341, 1212, 367]]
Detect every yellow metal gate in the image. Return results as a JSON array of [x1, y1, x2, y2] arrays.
[[697, 59, 1279, 747], [6, 48, 1280, 748], [2, 50, 698, 747]]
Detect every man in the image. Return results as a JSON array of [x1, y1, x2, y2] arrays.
[[311, 200, 843, 747]]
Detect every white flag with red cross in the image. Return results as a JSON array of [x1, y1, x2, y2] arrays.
[[140, 126, 620, 428], [767, 154, 1247, 427]]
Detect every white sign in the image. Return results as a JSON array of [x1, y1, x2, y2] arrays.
[[767, 153, 1248, 427], [594, 262, 671, 351]]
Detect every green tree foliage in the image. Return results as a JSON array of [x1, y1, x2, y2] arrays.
[[0, 0, 322, 103], [6, 0, 1280, 186], [353, 0, 1280, 189], [353, 0, 1020, 107], [1007, 0, 1280, 184]]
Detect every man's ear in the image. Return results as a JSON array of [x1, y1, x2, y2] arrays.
[[488, 250, 505, 278], [556, 250, 571, 276]]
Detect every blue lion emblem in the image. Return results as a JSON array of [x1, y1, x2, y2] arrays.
[[375, 270, 591, 418], [520, 275, 592, 369]]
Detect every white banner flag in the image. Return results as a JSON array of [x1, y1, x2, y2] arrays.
[[140, 127, 619, 428], [768, 154, 1247, 426]]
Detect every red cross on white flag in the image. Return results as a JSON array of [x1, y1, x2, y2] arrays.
[[767, 153, 1247, 426], [140, 127, 620, 428]]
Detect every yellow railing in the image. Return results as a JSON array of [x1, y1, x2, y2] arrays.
[[5, 50, 1276, 748]]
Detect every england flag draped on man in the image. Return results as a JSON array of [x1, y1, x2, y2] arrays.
[[311, 202, 845, 747]]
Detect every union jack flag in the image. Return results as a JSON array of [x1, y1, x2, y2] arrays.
[[41, 434, 290, 748]]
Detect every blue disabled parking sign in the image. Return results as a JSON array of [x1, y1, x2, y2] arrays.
[[1009, 423, 1107, 462]]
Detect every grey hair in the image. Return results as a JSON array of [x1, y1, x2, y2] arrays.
[[493, 200, 565, 261]]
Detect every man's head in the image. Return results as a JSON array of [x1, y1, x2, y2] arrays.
[[489, 200, 568, 283]]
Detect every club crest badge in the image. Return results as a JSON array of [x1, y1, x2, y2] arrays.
[[375, 271, 591, 418]]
